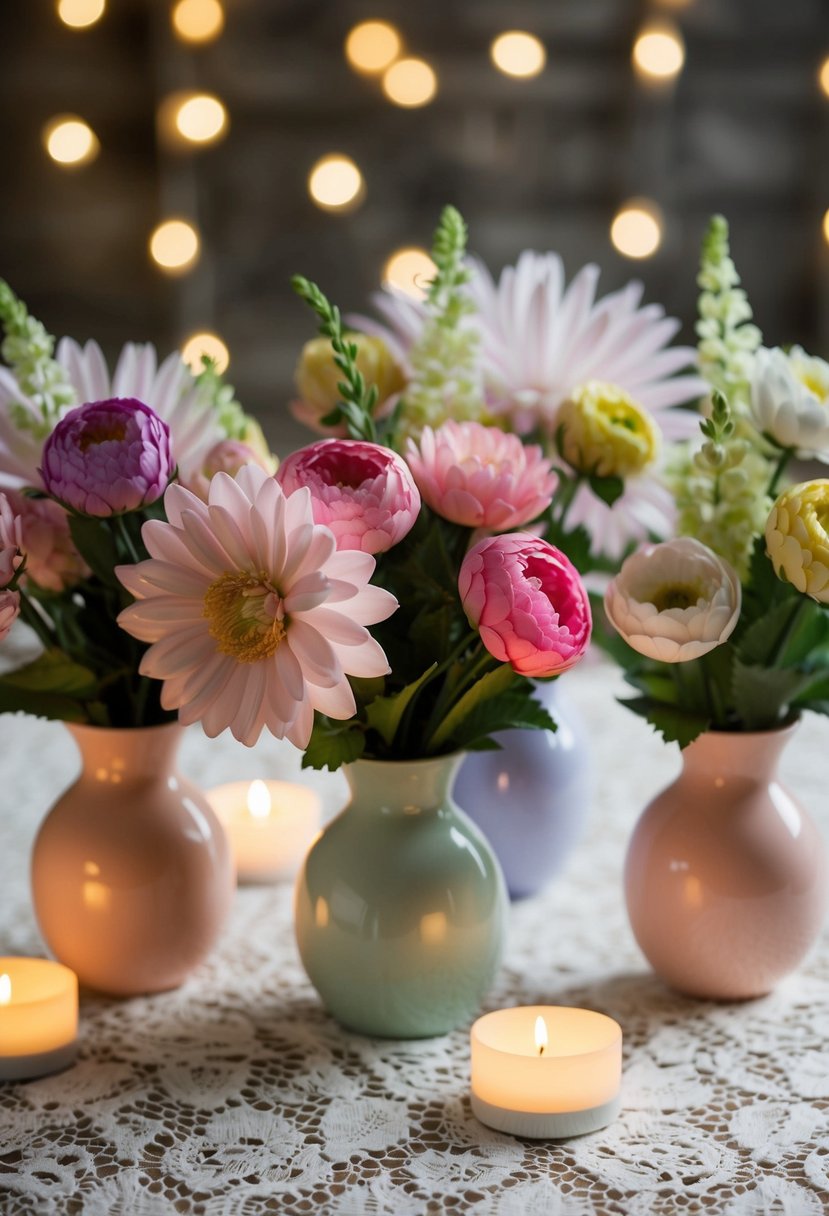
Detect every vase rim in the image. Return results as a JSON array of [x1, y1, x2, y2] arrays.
[[686, 717, 801, 745], [345, 751, 465, 772], [66, 718, 181, 739]]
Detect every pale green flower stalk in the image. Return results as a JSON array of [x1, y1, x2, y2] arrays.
[[675, 390, 772, 578], [195, 356, 248, 439], [695, 215, 761, 413], [0, 280, 75, 438], [397, 206, 484, 440]]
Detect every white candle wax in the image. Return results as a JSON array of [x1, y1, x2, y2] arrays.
[[470, 1005, 622, 1138], [208, 780, 321, 884], [0, 958, 79, 1082]]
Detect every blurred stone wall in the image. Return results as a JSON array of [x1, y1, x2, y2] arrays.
[[0, 0, 827, 455]]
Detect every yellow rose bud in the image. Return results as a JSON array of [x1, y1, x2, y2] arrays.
[[557, 381, 661, 479], [294, 334, 405, 422], [765, 479, 829, 602], [237, 417, 278, 473]]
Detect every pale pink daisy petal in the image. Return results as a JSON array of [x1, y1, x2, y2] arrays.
[[117, 471, 397, 747]]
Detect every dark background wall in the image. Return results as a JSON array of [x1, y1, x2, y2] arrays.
[[1, 0, 828, 454]]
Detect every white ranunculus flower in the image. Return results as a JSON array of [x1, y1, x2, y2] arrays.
[[749, 345, 829, 460], [604, 537, 742, 663]]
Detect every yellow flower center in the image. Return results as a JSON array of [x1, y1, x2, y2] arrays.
[[795, 370, 827, 402], [650, 582, 703, 612], [203, 571, 286, 663], [558, 381, 661, 479]]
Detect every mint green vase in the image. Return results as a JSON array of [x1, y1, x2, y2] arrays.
[[294, 753, 507, 1038]]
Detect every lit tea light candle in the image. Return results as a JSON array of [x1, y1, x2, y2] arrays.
[[208, 779, 321, 883], [0, 958, 79, 1082], [470, 1005, 622, 1138]]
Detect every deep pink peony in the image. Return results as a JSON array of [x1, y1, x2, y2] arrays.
[[276, 439, 420, 554], [405, 421, 557, 530], [0, 493, 23, 587], [459, 533, 592, 676], [41, 397, 173, 516]]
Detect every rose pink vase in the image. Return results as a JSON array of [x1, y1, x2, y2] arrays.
[[31, 723, 234, 996], [625, 725, 828, 1000]]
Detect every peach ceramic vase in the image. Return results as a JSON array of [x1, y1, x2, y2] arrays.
[[31, 722, 235, 996], [625, 724, 828, 1000]]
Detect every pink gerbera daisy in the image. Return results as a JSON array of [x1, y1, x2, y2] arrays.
[[116, 465, 397, 748]]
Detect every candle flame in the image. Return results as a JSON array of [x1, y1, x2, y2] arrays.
[[247, 779, 271, 820], [534, 1014, 548, 1056], [0, 973, 11, 1005]]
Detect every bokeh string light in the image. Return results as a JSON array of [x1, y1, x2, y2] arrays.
[[181, 332, 230, 373], [56, 0, 105, 29], [174, 93, 228, 145], [308, 155, 365, 211], [490, 31, 546, 80], [382, 248, 437, 299], [345, 21, 402, 75], [43, 116, 100, 168], [382, 58, 438, 107], [149, 219, 201, 273], [171, 0, 224, 45], [819, 56, 829, 99], [610, 202, 663, 259], [632, 23, 686, 81]]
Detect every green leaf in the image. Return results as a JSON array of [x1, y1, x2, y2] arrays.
[[349, 675, 386, 706], [0, 684, 88, 722], [448, 690, 556, 752], [620, 696, 711, 749], [730, 659, 813, 730], [301, 716, 365, 771], [587, 473, 625, 508], [0, 648, 97, 697], [427, 664, 516, 751], [68, 515, 122, 587], [365, 664, 437, 748]]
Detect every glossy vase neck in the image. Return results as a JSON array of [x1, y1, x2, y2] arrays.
[[343, 754, 464, 817], [680, 723, 797, 785], [67, 721, 183, 785]]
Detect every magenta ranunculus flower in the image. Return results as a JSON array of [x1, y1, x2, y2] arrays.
[[406, 421, 558, 531], [276, 438, 421, 554], [459, 533, 592, 677], [40, 397, 173, 517]]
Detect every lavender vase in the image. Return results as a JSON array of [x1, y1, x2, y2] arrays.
[[454, 680, 591, 900]]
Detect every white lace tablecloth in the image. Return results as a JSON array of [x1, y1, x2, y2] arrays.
[[1, 654, 828, 1216]]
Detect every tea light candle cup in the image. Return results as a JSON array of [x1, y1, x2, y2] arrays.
[[208, 779, 321, 884], [0, 958, 79, 1082], [470, 1005, 622, 1138]]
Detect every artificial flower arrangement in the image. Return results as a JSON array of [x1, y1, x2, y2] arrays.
[[598, 217, 829, 743], [0, 205, 709, 767], [0, 281, 275, 727]]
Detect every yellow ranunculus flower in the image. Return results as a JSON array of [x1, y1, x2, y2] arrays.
[[237, 416, 278, 472], [765, 479, 829, 603], [294, 334, 405, 425], [557, 381, 661, 479]]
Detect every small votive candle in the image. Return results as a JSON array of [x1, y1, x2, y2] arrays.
[[208, 779, 321, 883], [0, 958, 79, 1082], [470, 1005, 622, 1138]]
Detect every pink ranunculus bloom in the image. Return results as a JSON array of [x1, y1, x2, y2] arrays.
[[41, 397, 174, 517], [405, 421, 558, 530], [9, 493, 89, 593], [0, 588, 20, 641], [276, 439, 421, 555], [116, 465, 398, 748], [0, 492, 24, 587], [185, 438, 276, 502], [459, 533, 592, 677]]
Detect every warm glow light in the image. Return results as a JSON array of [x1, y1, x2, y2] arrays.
[[308, 155, 364, 211], [247, 779, 272, 821], [0, 974, 10, 1005], [382, 247, 436, 299], [181, 332, 229, 374], [172, 0, 224, 44], [490, 31, 546, 79], [382, 58, 437, 107], [174, 94, 227, 144], [823, 209, 829, 245], [43, 116, 99, 167], [57, 0, 105, 28], [820, 57, 829, 99], [149, 219, 200, 273], [345, 20, 401, 74], [534, 1014, 548, 1055], [632, 24, 685, 80], [611, 202, 663, 259]]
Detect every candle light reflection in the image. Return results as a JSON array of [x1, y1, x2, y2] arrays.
[[247, 779, 271, 820], [0, 974, 10, 1005]]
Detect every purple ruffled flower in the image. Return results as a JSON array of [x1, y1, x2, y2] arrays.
[[41, 398, 174, 516]]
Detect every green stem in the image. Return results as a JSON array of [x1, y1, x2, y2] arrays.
[[17, 590, 55, 650], [768, 446, 793, 497], [553, 473, 582, 533], [770, 595, 809, 667], [422, 643, 494, 744]]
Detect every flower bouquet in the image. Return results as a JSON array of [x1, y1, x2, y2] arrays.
[[595, 216, 829, 1000]]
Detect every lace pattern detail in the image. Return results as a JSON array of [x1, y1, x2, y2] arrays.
[[1, 656, 827, 1215]]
